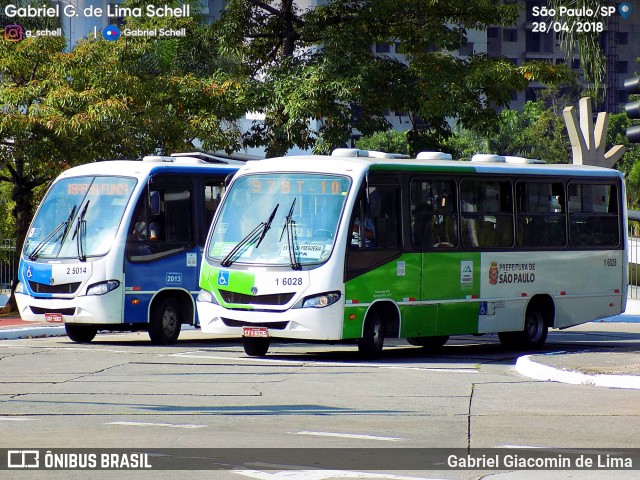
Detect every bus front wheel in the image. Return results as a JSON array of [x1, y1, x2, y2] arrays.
[[243, 336, 270, 356], [358, 312, 385, 359], [65, 324, 97, 343], [499, 307, 548, 350], [149, 297, 182, 345]]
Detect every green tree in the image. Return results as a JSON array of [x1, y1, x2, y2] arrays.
[[0, 14, 244, 309], [489, 101, 571, 163], [0, 0, 62, 31], [549, 0, 606, 98], [216, 0, 570, 157], [606, 112, 640, 209], [355, 130, 410, 155]]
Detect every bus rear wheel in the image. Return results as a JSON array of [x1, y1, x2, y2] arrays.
[[407, 335, 449, 351], [149, 297, 182, 345], [243, 336, 270, 356], [358, 312, 385, 359], [499, 307, 548, 350], [65, 324, 97, 343]]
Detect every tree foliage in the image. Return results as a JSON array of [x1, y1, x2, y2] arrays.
[[549, 0, 606, 98], [0, 6, 245, 309], [355, 130, 410, 155], [215, 0, 571, 157]]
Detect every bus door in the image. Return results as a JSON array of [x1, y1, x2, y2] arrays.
[[411, 177, 480, 336], [125, 174, 199, 323], [344, 175, 406, 338]]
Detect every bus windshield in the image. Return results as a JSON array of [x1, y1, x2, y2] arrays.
[[208, 173, 351, 267], [24, 176, 137, 260]]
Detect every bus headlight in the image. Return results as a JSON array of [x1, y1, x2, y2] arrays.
[[15, 281, 23, 294], [86, 280, 120, 296], [197, 289, 219, 305], [302, 291, 341, 308]]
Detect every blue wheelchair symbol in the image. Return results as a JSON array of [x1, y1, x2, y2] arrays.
[[479, 301, 488, 316], [218, 270, 229, 286]]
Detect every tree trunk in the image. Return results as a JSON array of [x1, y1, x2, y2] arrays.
[[2, 165, 37, 314]]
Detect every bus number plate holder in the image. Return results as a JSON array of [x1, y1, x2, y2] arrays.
[[243, 327, 268, 338], [45, 313, 63, 323]]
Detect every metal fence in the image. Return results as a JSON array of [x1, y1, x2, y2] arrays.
[[629, 211, 640, 300], [0, 239, 16, 294]]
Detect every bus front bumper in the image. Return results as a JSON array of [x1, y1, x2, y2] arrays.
[[196, 300, 345, 341], [15, 290, 123, 325]]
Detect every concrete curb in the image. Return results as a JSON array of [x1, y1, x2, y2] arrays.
[[0, 324, 198, 341], [515, 354, 640, 390], [0, 325, 66, 340]]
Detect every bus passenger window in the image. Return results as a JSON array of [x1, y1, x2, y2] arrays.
[[411, 179, 457, 249], [568, 183, 619, 247], [460, 179, 513, 249], [516, 182, 566, 248]]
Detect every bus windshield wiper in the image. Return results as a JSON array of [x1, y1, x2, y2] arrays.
[[72, 201, 90, 262], [280, 199, 300, 270], [28, 205, 77, 261], [220, 204, 279, 267], [256, 204, 279, 248]]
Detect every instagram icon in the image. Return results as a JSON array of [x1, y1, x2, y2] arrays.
[[4, 24, 23, 42]]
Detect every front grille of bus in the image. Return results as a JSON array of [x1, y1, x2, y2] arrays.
[[221, 318, 289, 330], [219, 290, 295, 306], [29, 281, 81, 294], [30, 306, 76, 316]]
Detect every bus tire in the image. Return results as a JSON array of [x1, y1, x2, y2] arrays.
[[149, 297, 181, 345], [407, 335, 449, 351], [243, 336, 270, 356], [499, 307, 548, 350], [358, 312, 385, 359], [65, 324, 97, 343]]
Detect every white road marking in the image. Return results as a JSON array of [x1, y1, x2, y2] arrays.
[[498, 444, 547, 449], [106, 421, 207, 429], [0, 417, 37, 421], [232, 468, 444, 480], [293, 431, 403, 442], [170, 353, 477, 372]]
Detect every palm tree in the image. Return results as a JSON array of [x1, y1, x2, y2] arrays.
[[548, 0, 606, 99]]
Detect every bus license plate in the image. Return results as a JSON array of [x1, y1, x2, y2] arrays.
[[45, 313, 63, 323], [243, 327, 268, 338]]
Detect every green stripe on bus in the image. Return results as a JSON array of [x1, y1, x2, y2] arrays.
[[200, 267, 256, 308], [343, 252, 481, 338]]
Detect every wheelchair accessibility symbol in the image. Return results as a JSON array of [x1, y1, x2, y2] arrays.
[[218, 270, 229, 286]]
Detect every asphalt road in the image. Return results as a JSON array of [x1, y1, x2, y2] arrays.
[[1, 324, 639, 480]]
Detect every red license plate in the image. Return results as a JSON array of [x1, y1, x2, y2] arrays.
[[44, 313, 63, 323], [243, 326, 268, 338]]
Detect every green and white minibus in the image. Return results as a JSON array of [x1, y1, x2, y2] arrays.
[[196, 149, 627, 357]]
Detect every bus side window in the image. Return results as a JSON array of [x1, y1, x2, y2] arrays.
[[516, 181, 566, 248], [350, 186, 401, 250], [128, 176, 195, 261], [411, 179, 458, 249], [163, 188, 192, 243], [568, 182, 619, 247], [204, 180, 225, 233], [460, 179, 513, 249], [373, 186, 401, 249]]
